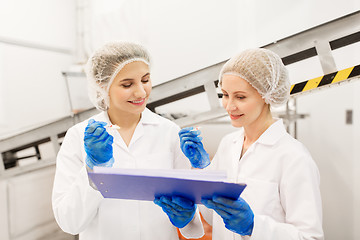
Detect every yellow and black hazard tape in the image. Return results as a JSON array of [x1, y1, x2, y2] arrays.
[[290, 64, 360, 96]]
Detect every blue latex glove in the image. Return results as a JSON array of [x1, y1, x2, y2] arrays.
[[201, 196, 254, 236], [178, 127, 210, 168], [84, 119, 114, 169], [154, 195, 196, 228]]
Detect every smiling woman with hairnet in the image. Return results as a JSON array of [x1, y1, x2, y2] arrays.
[[179, 48, 324, 239], [52, 41, 204, 240]]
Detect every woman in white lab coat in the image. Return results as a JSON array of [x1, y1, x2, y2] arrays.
[[52, 42, 204, 240], [179, 48, 324, 239]]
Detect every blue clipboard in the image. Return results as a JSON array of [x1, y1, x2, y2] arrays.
[[88, 167, 246, 204]]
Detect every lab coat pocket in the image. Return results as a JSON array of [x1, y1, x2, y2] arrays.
[[138, 152, 174, 169], [241, 178, 279, 216]]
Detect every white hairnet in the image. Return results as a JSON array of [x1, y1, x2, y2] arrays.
[[219, 48, 290, 107], [85, 41, 150, 111]]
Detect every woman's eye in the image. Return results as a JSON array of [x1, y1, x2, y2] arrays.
[[222, 94, 229, 98], [237, 96, 245, 99], [122, 84, 132, 88], [142, 79, 150, 83]]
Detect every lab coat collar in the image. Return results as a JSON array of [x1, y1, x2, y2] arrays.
[[232, 119, 287, 146], [99, 108, 160, 126], [103, 108, 160, 150], [95, 111, 112, 124], [140, 108, 160, 125], [127, 108, 160, 148], [256, 119, 287, 145]]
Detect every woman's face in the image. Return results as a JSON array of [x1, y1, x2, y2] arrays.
[[108, 61, 152, 115], [221, 74, 268, 128]]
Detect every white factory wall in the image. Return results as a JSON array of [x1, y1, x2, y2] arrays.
[[294, 43, 360, 239], [0, 0, 76, 138]]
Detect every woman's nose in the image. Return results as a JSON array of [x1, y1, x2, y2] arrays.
[[226, 100, 237, 112], [134, 84, 146, 98]]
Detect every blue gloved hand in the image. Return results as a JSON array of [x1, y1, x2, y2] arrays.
[[178, 127, 210, 168], [154, 195, 196, 228], [201, 196, 254, 236], [84, 119, 114, 169]]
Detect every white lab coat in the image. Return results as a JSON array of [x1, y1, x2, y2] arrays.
[[201, 119, 324, 240], [52, 108, 204, 240]]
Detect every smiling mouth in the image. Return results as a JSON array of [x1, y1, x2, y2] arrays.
[[129, 98, 146, 105], [229, 113, 244, 119]]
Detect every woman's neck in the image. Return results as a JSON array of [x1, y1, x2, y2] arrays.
[[243, 106, 274, 145], [107, 109, 141, 129]]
